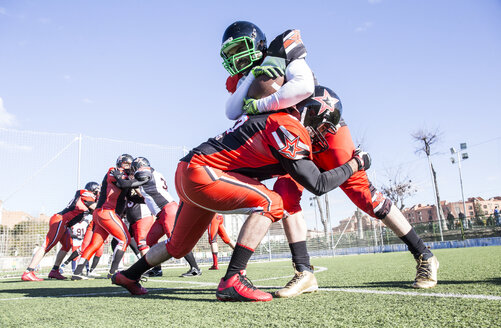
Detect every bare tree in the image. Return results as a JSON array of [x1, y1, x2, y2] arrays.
[[411, 128, 448, 233], [379, 167, 417, 210]]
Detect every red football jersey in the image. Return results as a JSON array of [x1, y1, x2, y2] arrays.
[[187, 112, 312, 181]]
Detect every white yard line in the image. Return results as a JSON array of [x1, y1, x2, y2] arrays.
[[1, 265, 500, 302]]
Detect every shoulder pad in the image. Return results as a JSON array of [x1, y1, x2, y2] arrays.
[[266, 113, 312, 160], [135, 169, 152, 182], [267, 29, 307, 65]]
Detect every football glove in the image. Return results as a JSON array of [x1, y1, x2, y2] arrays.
[[252, 65, 285, 79], [243, 98, 259, 115], [111, 168, 124, 180], [353, 148, 371, 171]]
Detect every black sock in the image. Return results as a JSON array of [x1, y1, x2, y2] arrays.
[[122, 256, 152, 281], [90, 256, 101, 271], [27, 267, 35, 272], [224, 243, 254, 280], [73, 260, 88, 275], [51, 265, 60, 271], [289, 241, 312, 272], [64, 250, 80, 265], [184, 252, 199, 270], [400, 228, 433, 260], [110, 250, 125, 274]]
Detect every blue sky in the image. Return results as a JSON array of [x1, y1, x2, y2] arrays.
[[1, 0, 500, 228]]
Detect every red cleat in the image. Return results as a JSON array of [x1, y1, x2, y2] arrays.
[[111, 271, 148, 295], [216, 270, 272, 302], [48, 269, 67, 280], [21, 271, 44, 281], [209, 265, 219, 270]]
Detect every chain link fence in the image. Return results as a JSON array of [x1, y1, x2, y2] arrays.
[[1, 128, 500, 277]]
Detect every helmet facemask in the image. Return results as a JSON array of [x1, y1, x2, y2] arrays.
[[221, 36, 264, 76]]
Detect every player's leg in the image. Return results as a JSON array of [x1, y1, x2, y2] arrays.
[[180, 251, 202, 277], [72, 222, 108, 280], [330, 126, 438, 288], [209, 240, 219, 270], [273, 176, 318, 298], [133, 216, 154, 257], [22, 214, 65, 281], [216, 212, 274, 302], [208, 218, 219, 269], [48, 229, 72, 280], [102, 212, 132, 276]]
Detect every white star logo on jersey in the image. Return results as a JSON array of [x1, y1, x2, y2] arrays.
[[272, 126, 310, 160], [312, 90, 339, 115]]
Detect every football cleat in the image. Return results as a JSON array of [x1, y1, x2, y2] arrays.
[[145, 266, 163, 277], [209, 265, 219, 270], [48, 269, 68, 280], [111, 271, 148, 295], [87, 270, 101, 278], [216, 270, 272, 302], [21, 271, 43, 281], [71, 274, 89, 281], [180, 267, 202, 277], [275, 268, 318, 298], [412, 254, 439, 289]]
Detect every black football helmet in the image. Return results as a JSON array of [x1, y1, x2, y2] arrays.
[[116, 153, 133, 173], [131, 157, 151, 173], [296, 86, 343, 153], [84, 181, 100, 195], [221, 21, 267, 76]]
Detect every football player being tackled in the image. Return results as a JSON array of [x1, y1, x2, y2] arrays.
[[220, 21, 439, 295], [112, 85, 371, 301]]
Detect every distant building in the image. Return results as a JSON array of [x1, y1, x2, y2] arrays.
[[402, 197, 501, 224], [0, 201, 49, 228]]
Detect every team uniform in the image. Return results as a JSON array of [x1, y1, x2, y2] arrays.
[[73, 167, 131, 278], [166, 109, 353, 259]]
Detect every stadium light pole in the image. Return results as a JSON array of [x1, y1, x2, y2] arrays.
[[450, 143, 469, 224]]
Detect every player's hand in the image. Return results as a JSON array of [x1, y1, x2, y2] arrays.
[[252, 65, 284, 79], [111, 168, 124, 180], [353, 148, 371, 171], [243, 98, 259, 115]]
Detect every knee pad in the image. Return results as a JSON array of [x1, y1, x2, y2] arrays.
[[371, 187, 392, 220]]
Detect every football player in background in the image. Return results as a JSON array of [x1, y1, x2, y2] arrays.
[[207, 214, 235, 270], [21, 181, 99, 281], [111, 86, 371, 302], [60, 217, 105, 277], [220, 21, 439, 295], [71, 154, 139, 280]]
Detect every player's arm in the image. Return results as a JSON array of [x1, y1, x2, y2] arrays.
[[81, 193, 97, 213], [225, 74, 255, 120], [112, 169, 150, 189], [276, 151, 370, 196], [254, 58, 314, 113]]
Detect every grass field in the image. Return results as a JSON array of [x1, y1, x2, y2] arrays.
[[1, 246, 500, 328]]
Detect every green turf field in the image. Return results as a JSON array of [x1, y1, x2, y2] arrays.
[[1, 246, 500, 328]]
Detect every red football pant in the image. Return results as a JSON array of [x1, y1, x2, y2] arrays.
[[208, 215, 231, 244], [146, 201, 178, 246], [80, 209, 130, 261], [166, 161, 284, 259], [43, 214, 72, 253], [131, 215, 154, 251], [81, 221, 104, 257]]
